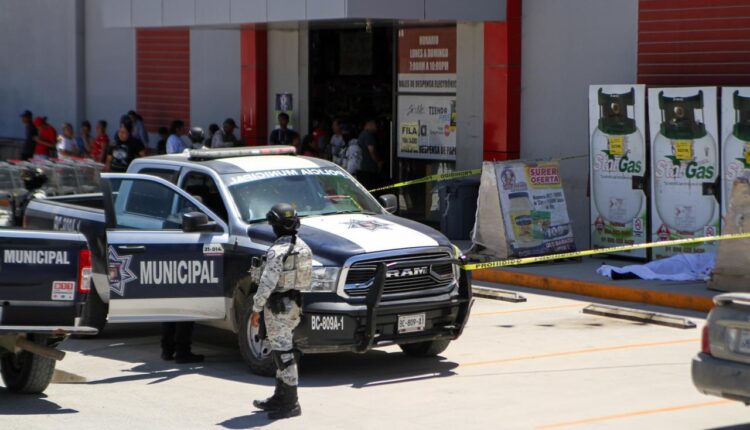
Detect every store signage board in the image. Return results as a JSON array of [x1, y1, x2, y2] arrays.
[[397, 27, 457, 94], [397, 26, 457, 161]]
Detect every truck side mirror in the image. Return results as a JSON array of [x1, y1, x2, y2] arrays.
[[182, 212, 216, 232], [378, 194, 398, 214]]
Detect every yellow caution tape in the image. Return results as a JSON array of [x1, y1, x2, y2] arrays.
[[368, 169, 482, 193], [368, 154, 588, 193], [461, 232, 750, 271]]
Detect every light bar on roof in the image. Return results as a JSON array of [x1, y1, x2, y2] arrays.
[[188, 145, 297, 161]]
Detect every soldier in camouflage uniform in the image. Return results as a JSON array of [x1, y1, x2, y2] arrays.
[[251, 203, 312, 420]]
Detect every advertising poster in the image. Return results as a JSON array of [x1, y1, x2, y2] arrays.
[[588, 85, 648, 259], [397, 27, 457, 161], [397, 94, 457, 160], [496, 160, 576, 258], [648, 87, 720, 259], [721, 87, 750, 226]]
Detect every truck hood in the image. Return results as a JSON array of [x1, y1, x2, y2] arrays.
[[247, 213, 452, 266]]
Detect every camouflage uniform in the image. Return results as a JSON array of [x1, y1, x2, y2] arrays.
[[253, 235, 312, 386]]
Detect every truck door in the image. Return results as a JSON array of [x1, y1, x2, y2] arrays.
[[100, 173, 228, 323]]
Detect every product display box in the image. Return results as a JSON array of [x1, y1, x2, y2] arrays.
[[588, 85, 648, 259], [648, 87, 720, 259]]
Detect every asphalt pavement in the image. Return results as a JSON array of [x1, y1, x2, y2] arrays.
[[2, 285, 749, 430]]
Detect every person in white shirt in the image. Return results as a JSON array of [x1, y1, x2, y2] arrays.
[[343, 138, 362, 175], [57, 123, 79, 158], [166, 120, 188, 154], [211, 118, 239, 148]]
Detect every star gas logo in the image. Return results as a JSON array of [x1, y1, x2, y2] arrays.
[[593, 153, 642, 174], [108, 246, 137, 297]]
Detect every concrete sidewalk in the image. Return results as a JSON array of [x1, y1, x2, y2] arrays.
[[467, 255, 717, 313]]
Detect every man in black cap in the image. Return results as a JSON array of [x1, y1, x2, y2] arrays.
[[211, 118, 240, 148], [19, 110, 37, 160]]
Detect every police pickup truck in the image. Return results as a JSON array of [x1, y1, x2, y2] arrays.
[[0, 230, 97, 393], [24, 146, 472, 376]]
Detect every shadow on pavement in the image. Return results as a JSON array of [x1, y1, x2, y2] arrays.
[[218, 411, 274, 429], [707, 425, 750, 430], [63, 323, 459, 389], [0, 390, 78, 415], [300, 350, 458, 388]]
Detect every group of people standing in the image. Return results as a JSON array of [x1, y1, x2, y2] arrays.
[[270, 113, 385, 190], [19, 108, 386, 189], [18, 109, 243, 173], [19, 109, 149, 173], [19, 110, 119, 164], [156, 117, 241, 155]]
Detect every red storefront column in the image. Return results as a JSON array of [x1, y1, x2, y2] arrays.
[[483, 0, 521, 161], [240, 27, 268, 146]]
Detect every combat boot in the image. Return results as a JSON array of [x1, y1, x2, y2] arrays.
[[253, 379, 283, 411], [267, 383, 301, 420]]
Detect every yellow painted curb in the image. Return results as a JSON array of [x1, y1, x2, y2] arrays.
[[472, 269, 715, 313]]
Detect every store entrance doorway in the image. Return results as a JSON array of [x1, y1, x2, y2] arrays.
[[308, 23, 395, 185]]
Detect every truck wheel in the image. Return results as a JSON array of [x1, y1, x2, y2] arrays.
[[78, 289, 108, 335], [0, 335, 56, 394], [399, 339, 451, 357], [238, 297, 276, 377]]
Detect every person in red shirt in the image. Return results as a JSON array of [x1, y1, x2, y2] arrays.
[[90, 120, 109, 163], [32, 117, 57, 160]]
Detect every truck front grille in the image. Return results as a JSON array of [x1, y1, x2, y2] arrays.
[[344, 251, 455, 297]]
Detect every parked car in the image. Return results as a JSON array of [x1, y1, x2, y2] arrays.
[[692, 293, 750, 404]]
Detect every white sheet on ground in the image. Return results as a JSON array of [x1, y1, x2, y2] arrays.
[[597, 253, 715, 282]]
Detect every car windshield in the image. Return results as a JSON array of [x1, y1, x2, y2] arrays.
[[226, 167, 383, 223]]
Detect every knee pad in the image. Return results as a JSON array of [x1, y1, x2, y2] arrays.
[[272, 350, 296, 371]]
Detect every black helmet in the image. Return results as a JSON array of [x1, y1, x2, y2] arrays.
[[266, 203, 300, 234], [20, 167, 47, 191], [188, 127, 205, 143]]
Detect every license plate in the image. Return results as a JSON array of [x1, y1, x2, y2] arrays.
[[738, 330, 750, 354], [398, 313, 426, 334]]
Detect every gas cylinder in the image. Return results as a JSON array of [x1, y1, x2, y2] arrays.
[[722, 90, 750, 215], [591, 88, 645, 225], [652, 91, 718, 234]]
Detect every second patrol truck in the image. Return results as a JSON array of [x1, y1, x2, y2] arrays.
[[24, 146, 472, 375]]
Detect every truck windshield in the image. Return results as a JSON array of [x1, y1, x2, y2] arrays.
[[226, 167, 383, 223]]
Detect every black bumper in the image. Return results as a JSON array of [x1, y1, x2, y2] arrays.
[[0, 325, 98, 336], [0, 300, 83, 327], [294, 268, 473, 354]]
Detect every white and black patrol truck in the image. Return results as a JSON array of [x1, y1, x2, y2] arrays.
[[24, 146, 472, 376]]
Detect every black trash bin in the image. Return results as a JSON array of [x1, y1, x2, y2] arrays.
[[438, 177, 480, 241]]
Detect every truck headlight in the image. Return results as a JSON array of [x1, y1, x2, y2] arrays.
[[309, 267, 341, 292], [452, 245, 462, 279]]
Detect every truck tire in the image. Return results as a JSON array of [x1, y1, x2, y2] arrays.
[[399, 339, 451, 357], [78, 289, 108, 335], [0, 335, 56, 394], [237, 296, 276, 377]]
